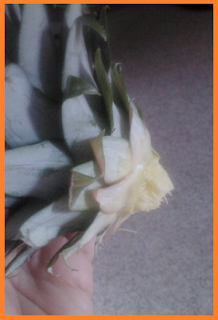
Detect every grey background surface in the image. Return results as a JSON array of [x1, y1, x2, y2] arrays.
[[93, 5, 213, 315]]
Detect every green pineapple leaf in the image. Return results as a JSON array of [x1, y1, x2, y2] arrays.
[[112, 63, 130, 113], [94, 49, 114, 132], [99, 5, 110, 32], [5, 240, 23, 256], [47, 232, 85, 273], [80, 15, 107, 41], [64, 76, 100, 100], [98, 5, 111, 71], [134, 101, 144, 120], [5, 246, 36, 278]]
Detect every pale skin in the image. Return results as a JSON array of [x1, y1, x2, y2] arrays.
[[5, 236, 96, 315]]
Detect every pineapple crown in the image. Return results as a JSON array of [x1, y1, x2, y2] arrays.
[[5, 4, 173, 277]]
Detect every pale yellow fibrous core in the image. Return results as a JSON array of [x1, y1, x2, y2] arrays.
[[129, 152, 174, 214]]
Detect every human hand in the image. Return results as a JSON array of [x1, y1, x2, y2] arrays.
[[5, 236, 95, 315]]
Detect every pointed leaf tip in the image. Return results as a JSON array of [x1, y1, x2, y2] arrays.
[[80, 16, 107, 41], [71, 171, 97, 189], [46, 252, 60, 271], [62, 251, 78, 271]]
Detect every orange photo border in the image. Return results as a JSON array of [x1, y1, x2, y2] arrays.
[[2, 0, 214, 318]]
